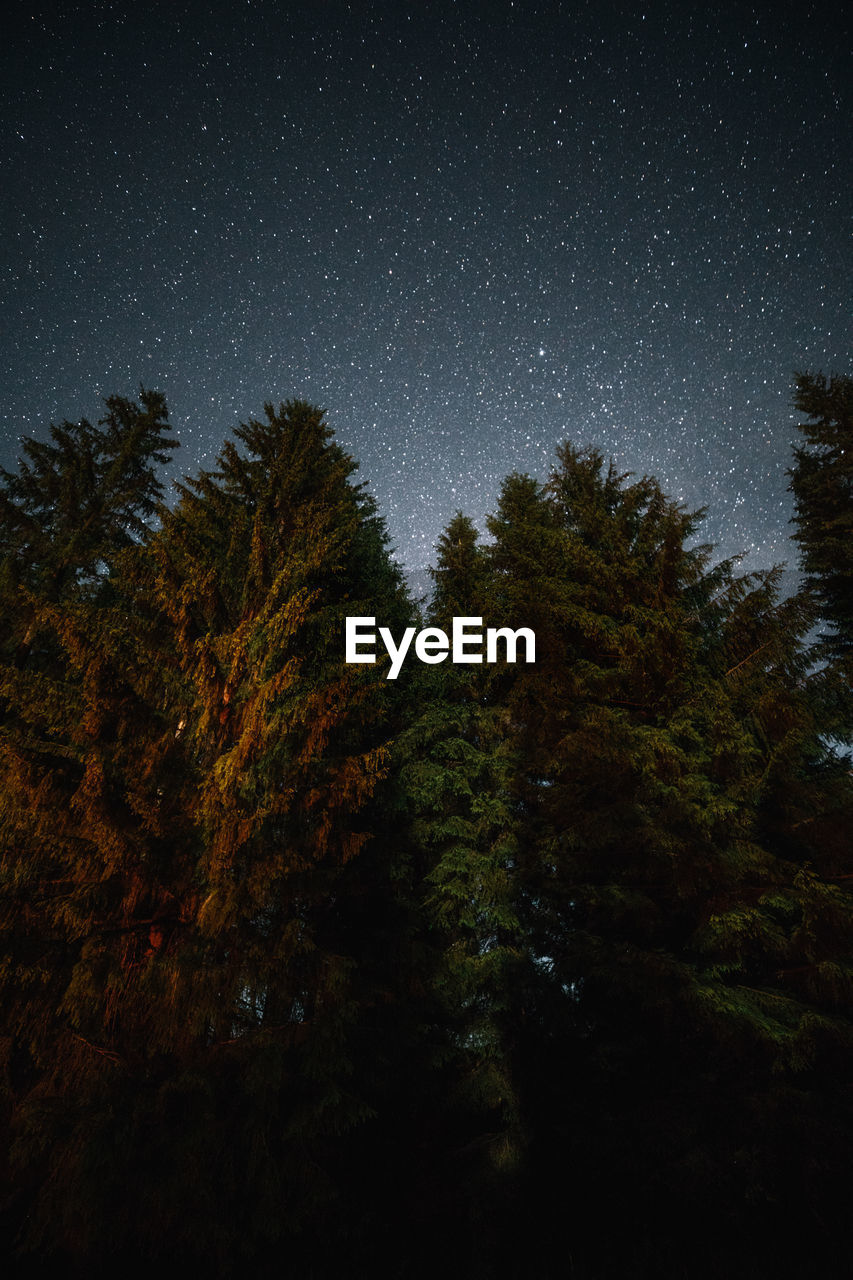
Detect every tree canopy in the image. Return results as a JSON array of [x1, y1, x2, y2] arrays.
[[1, 380, 852, 1278]]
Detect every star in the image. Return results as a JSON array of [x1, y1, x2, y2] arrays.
[[0, 2, 849, 575]]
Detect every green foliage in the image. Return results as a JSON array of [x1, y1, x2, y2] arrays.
[[2, 382, 853, 1278], [0, 397, 421, 1271], [484, 439, 853, 1274], [788, 371, 853, 743], [789, 372, 853, 656], [0, 389, 176, 615]]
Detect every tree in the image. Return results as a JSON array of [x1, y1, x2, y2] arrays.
[[5, 384, 853, 1277], [0, 390, 176, 653], [789, 372, 853, 659], [480, 443, 853, 1275], [0, 398, 420, 1273], [428, 511, 490, 622], [789, 371, 853, 745], [0, 390, 183, 1266]]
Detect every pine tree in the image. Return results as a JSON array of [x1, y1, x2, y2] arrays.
[[0, 398, 419, 1272], [0, 390, 183, 1266], [789, 372, 853, 659], [5, 383, 853, 1277], [429, 511, 490, 621], [392, 511, 524, 1275], [0, 390, 176, 650], [144, 400, 415, 1100], [131, 400, 421, 1267], [482, 443, 853, 1275], [788, 371, 853, 745]]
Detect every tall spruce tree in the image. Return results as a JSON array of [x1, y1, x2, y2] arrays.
[[480, 443, 853, 1275], [0, 398, 419, 1273], [394, 512, 525, 1276], [789, 372, 853, 661], [0, 389, 176, 632], [789, 371, 853, 745], [0, 390, 183, 1266], [131, 399, 420, 1270]]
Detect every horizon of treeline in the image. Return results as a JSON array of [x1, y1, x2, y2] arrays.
[[0, 372, 851, 1280]]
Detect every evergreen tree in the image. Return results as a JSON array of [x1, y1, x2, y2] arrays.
[[482, 443, 853, 1275], [132, 400, 420, 1268], [0, 390, 182, 1267], [395, 511, 524, 1275], [0, 390, 176, 651], [5, 382, 853, 1278], [789, 371, 853, 660], [429, 511, 490, 621], [789, 371, 853, 743], [0, 398, 419, 1273]]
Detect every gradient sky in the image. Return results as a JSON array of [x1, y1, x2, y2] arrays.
[[2, 0, 850, 569]]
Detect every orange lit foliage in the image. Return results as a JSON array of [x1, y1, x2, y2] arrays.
[[0, 398, 414, 1263]]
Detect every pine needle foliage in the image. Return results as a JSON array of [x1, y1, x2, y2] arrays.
[[0, 397, 418, 1271], [392, 513, 525, 1273], [789, 371, 853, 743], [2, 383, 853, 1278], [480, 442, 853, 1272], [789, 372, 853, 659]]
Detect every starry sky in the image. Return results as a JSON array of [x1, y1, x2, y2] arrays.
[[2, 0, 850, 571]]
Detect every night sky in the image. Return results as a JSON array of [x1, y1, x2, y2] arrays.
[[2, 0, 850, 572]]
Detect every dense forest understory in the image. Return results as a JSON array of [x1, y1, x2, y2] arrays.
[[1, 375, 852, 1278]]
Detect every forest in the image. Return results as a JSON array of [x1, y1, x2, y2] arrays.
[[0, 373, 851, 1278]]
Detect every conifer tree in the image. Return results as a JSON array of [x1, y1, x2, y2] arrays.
[[789, 372, 853, 659], [5, 383, 853, 1277], [0, 389, 178, 1049], [429, 511, 490, 620], [481, 443, 853, 1274], [125, 400, 420, 1267], [393, 511, 524, 1273], [789, 371, 853, 744], [143, 398, 415, 1089], [0, 390, 176, 647], [427, 512, 520, 1110], [0, 390, 183, 1265], [0, 398, 419, 1272]]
